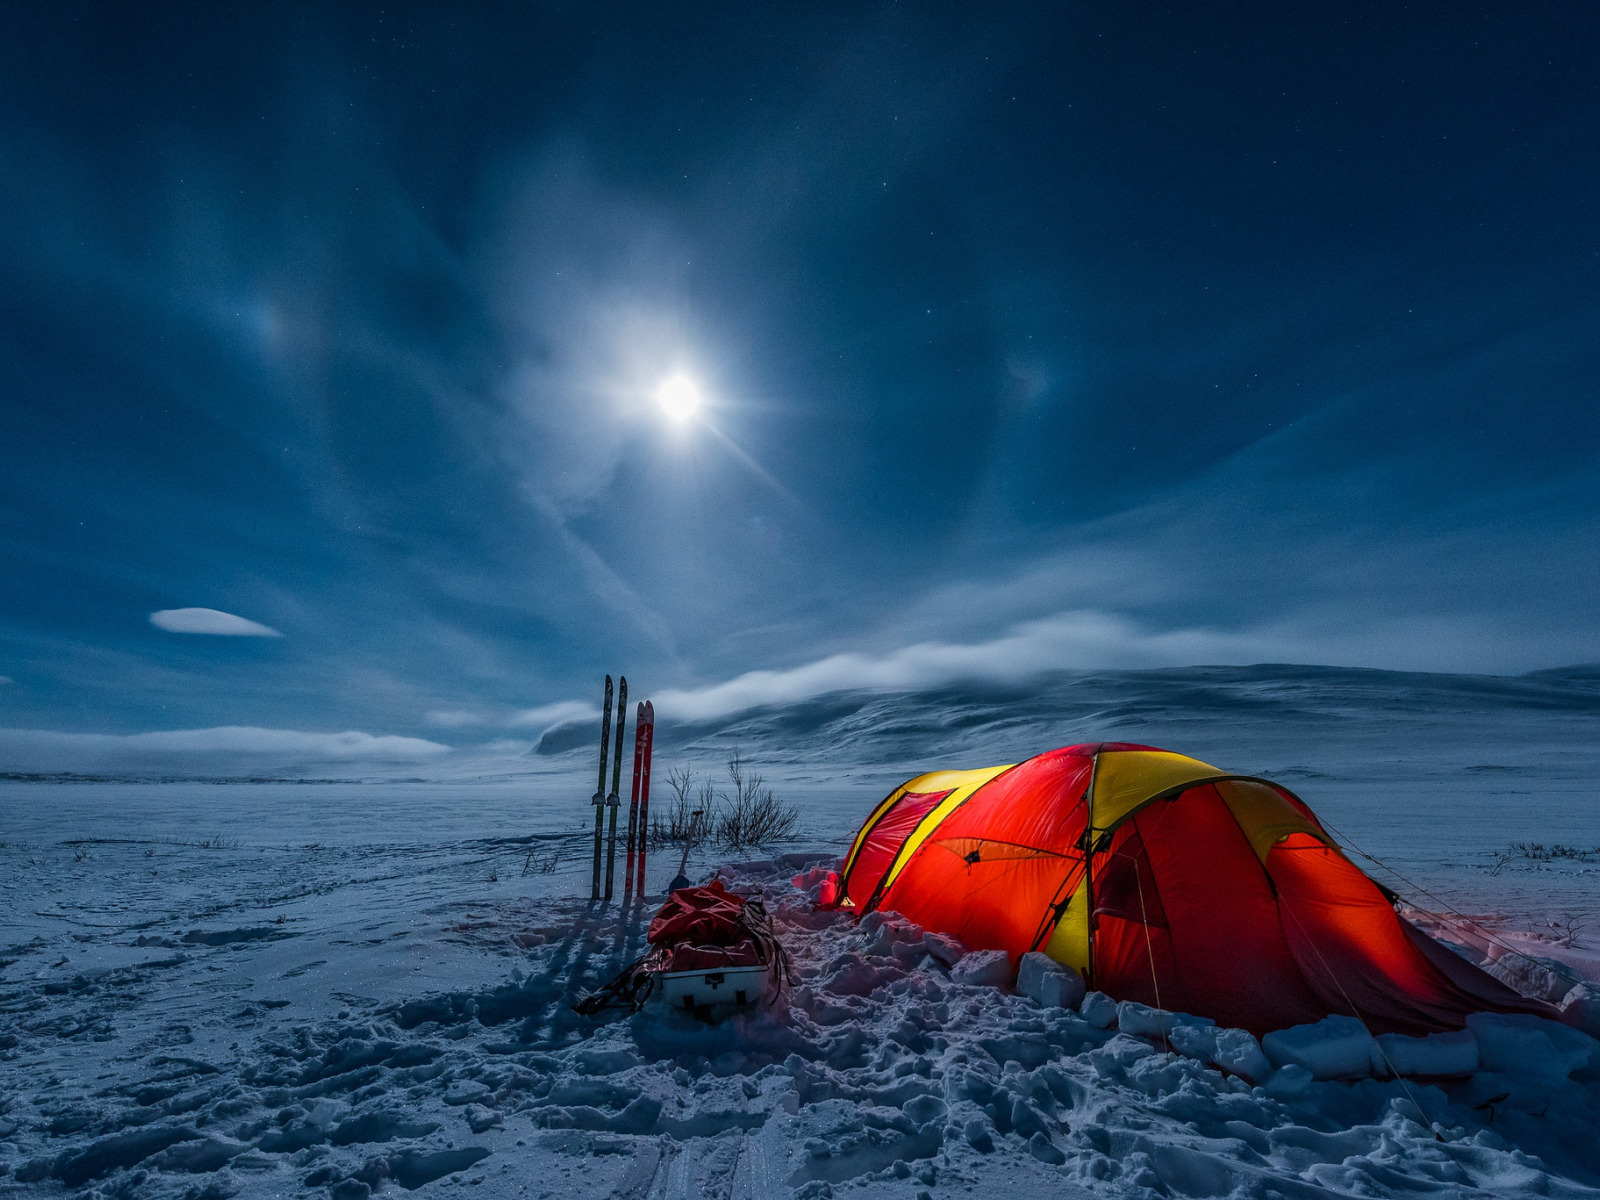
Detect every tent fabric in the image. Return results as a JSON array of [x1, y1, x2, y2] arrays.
[[836, 741, 1553, 1035]]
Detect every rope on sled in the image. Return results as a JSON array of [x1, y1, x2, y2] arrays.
[[573, 895, 794, 1015]]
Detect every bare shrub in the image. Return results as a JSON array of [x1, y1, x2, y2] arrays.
[[522, 845, 562, 876], [647, 753, 800, 850], [714, 750, 799, 848], [1491, 842, 1600, 875], [650, 767, 715, 848]]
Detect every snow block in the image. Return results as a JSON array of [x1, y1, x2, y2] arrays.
[[1265, 1063, 1312, 1097], [1261, 1015, 1377, 1080], [1017, 952, 1086, 1009], [1466, 1011, 1600, 1085], [1373, 1030, 1478, 1078], [862, 914, 918, 956], [1560, 982, 1600, 1039], [950, 949, 1014, 987], [1079, 991, 1118, 1029], [1167, 1024, 1274, 1085], [922, 932, 967, 967], [464, 1104, 501, 1133], [1028, 1131, 1067, 1165], [1117, 1001, 1213, 1041], [1484, 954, 1580, 1004], [864, 915, 902, 947]]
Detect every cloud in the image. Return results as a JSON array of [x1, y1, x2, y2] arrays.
[[650, 611, 1274, 720], [507, 700, 598, 729], [0, 725, 449, 774], [425, 709, 486, 728], [149, 608, 284, 637], [427, 701, 600, 730], [649, 607, 1589, 722]]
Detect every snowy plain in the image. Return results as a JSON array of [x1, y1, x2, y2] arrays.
[[2, 665, 1598, 1199]]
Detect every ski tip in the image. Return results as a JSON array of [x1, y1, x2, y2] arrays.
[[636, 701, 645, 719], [645, 700, 654, 720]]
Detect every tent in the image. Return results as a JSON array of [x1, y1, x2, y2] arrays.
[[834, 741, 1551, 1035]]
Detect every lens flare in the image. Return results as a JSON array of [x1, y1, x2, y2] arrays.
[[655, 374, 701, 421]]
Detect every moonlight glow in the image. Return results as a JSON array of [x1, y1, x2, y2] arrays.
[[655, 374, 702, 422]]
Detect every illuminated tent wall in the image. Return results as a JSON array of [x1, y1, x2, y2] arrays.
[[837, 742, 1550, 1035]]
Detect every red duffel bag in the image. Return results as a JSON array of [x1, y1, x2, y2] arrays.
[[647, 879, 749, 947]]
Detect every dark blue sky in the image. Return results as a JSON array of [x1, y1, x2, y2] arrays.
[[2, 2, 1599, 751]]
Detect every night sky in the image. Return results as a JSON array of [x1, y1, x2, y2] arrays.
[[3, 3, 1599, 750]]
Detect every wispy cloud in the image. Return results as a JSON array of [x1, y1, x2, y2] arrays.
[[506, 700, 598, 729], [0, 725, 448, 774], [650, 611, 1275, 720], [426, 701, 598, 730], [425, 709, 486, 728], [648, 607, 1584, 722], [149, 608, 284, 637]]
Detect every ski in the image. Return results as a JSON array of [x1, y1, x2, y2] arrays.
[[590, 675, 613, 901], [623, 700, 654, 898], [602, 677, 627, 900], [634, 699, 654, 897]]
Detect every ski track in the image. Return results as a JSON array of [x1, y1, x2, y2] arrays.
[[1, 840, 1597, 1200]]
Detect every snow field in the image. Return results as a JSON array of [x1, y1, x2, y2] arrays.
[[2, 839, 1598, 1199]]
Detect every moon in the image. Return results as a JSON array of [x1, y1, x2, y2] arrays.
[[655, 374, 702, 422]]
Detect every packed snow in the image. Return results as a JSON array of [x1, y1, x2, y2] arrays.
[[3, 666, 1600, 1197], [2, 843, 1598, 1200]]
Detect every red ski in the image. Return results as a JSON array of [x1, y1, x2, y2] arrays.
[[628, 700, 655, 897]]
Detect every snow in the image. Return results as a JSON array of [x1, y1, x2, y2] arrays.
[[1262, 1015, 1380, 1080], [1077, 992, 1119, 1030], [3, 843, 1599, 1200], [5, 666, 1600, 1197], [1016, 953, 1084, 1011], [1114, 1003, 1212, 1042], [1562, 984, 1600, 1039], [1373, 1030, 1479, 1078], [1165, 1025, 1274, 1086], [947, 951, 1013, 989], [1466, 1012, 1599, 1086]]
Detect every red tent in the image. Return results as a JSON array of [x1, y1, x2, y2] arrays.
[[835, 742, 1551, 1035]]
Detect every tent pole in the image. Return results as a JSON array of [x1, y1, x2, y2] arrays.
[[1083, 747, 1101, 991]]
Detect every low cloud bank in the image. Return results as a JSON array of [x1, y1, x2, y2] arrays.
[[647, 608, 1567, 723], [507, 700, 599, 729], [652, 611, 1288, 721], [0, 725, 449, 776], [149, 608, 284, 637]]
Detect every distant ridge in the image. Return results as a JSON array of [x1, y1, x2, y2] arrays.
[[533, 662, 1600, 765]]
